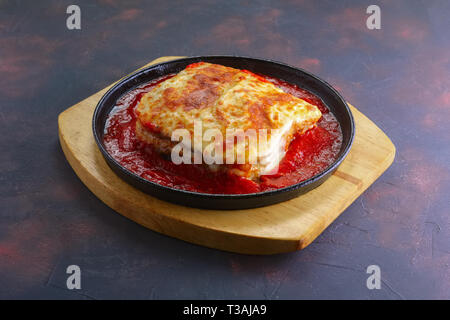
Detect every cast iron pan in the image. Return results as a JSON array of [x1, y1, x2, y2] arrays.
[[93, 56, 355, 210]]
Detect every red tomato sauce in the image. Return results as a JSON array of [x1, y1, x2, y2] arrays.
[[103, 73, 342, 194]]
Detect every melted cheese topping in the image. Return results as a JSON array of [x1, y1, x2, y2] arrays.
[[135, 62, 322, 179]]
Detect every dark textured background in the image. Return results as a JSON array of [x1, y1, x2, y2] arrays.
[[0, 0, 449, 299]]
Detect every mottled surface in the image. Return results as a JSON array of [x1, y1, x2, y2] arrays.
[[0, 0, 449, 299]]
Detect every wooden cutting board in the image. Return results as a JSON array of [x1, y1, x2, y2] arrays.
[[58, 56, 395, 254]]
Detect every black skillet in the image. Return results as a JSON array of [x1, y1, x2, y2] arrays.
[[93, 56, 355, 209]]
